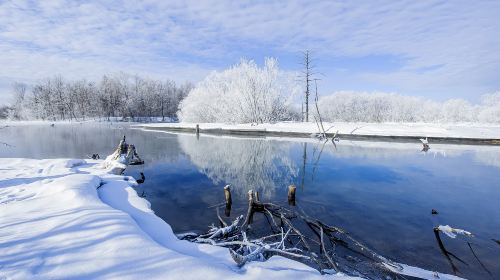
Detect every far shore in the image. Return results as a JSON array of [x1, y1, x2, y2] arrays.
[[139, 122, 500, 145], [2, 120, 500, 145]]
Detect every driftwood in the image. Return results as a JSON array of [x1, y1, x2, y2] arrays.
[[101, 135, 144, 175], [181, 188, 406, 278]]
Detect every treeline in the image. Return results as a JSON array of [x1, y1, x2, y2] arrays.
[[178, 58, 500, 124], [318, 91, 500, 123], [8, 73, 193, 121], [5, 59, 500, 124]]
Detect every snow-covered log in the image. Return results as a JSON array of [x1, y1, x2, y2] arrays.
[[100, 136, 144, 175]]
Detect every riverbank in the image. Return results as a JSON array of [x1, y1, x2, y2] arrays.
[[0, 158, 467, 280], [0, 158, 336, 279], [140, 122, 500, 145], [3, 120, 500, 144]]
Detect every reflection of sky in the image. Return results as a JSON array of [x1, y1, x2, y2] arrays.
[[171, 134, 500, 279], [294, 143, 500, 279], [2, 125, 500, 279]]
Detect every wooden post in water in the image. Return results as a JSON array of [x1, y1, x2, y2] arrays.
[[246, 190, 255, 224], [196, 124, 200, 134], [248, 190, 254, 202], [288, 184, 296, 206], [224, 185, 232, 217], [224, 185, 232, 205]]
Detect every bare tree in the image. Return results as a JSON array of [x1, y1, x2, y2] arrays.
[[9, 73, 191, 122], [299, 50, 317, 122]]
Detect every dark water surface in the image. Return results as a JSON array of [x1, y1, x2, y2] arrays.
[[1, 123, 499, 279]]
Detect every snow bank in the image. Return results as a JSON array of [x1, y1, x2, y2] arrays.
[[0, 158, 343, 279], [0, 158, 468, 279], [141, 121, 500, 139]]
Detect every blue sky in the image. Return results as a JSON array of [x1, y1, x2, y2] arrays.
[[1, 0, 499, 104]]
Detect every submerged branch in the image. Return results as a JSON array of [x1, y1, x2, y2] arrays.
[[185, 189, 406, 278]]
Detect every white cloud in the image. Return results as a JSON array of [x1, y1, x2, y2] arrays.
[[0, 0, 499, 103]]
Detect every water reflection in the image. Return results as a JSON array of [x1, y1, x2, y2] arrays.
[[177, 134, 298, 198], [0, 123, 182, 163], [172, 133, 500, 279], [2, 124, 500, 279]]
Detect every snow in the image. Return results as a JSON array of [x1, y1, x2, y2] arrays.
[[437, 225, 473, 239], [385, 263, 467, 280], [140, 121, 500, 139], [100, 153, 128, 175], [177, 58, 298, 123], [0, 158, 469, 279], [0, 158, 344, 279]]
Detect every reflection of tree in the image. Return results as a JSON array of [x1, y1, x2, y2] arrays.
[[0, 123, 183, 163], [177, 134, 298, 198], [300, 142, 307, 189]]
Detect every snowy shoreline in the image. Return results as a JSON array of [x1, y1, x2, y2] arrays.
[[3, 120, 500, 140], [140, 122, 500, 144], [0, 158, 337, 279], [0, 158, 468, 280]]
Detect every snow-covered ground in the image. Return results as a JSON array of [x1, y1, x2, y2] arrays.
[[3, 120, 500, 139], [141, 122, 500, 139], [0, 158, 339, 279], [0, 158, 466, 279]]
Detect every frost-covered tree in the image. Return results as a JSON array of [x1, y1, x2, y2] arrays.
[[178, 58, 300, 123], [317, 91, 499, 123], [7, 71, 500, 124], [9, 73, 190, 121], [0, 106, 10, 119], [9, 82, 28, 120], [477, 92, 500, 123], [441, 99, 476, 122]]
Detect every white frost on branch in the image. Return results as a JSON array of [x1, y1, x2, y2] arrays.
[[436, 225, 473, 239]]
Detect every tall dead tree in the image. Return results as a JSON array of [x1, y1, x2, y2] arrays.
[[300, 51, 316, 122]]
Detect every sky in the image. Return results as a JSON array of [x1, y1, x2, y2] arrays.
[[0, 0, 499, 104]]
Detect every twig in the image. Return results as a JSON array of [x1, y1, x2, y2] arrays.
[[216, 207, 228, 227], [350, 125, 366, 134], [321, 226, 339, 271]]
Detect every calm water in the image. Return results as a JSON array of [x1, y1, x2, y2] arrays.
[[1, 123, 499, 279]]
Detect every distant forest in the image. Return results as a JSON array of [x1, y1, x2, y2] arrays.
[[4, 59, 500, 124], [7, 73, 193, 122]]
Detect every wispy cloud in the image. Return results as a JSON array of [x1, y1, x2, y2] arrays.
[[0, 0, 499, 103]]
